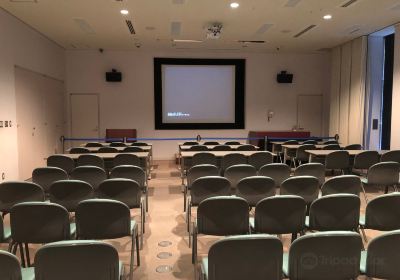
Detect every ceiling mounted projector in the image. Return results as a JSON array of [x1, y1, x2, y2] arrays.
[[206, 23, 223, 39]]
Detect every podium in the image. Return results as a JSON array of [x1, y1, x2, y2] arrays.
[[248, 131, 311, 150]]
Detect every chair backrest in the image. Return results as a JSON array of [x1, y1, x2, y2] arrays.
[[295, 144, 316, 161], [10, 202, 70, 243], [280, 176, 319, 204], [207, 235, 283, 280], [187, 165, 220, 187], [321, 175, 361, 196], [0, 181, 45, 212], [47, 155, 75, 174], [97, 179, 142, 209], [32, 167, 68, 193], [325, 150, 349, 169], [364, 193, 400, 230], [197, 196, 249, 236], [221, 153, 247, 172], [76, 199, 131, 239], [353, 151, 380, 170], [367, 162, 400, 185], [109, 142, 126, 147], [192, 152, 217, 166], [0, 250, 22, 280], [236, 176, 276, 207], [287, 232, 362, 280], [113, 153, 141, 167], [212, 145, 232, 151], [344, 144, 362, 150], [224, 164, 257, 189], [130, 142, 148, 146], [49, 180, 94, 212], [248, 152, 274, 170], [282, 140, 298, 145], [364, 230, 400, 279], [308, 194, 360, 231], [380, 150, 400, 163], [204, 141, 220, 145], [182, 141, 199, 146], [224, 141, 241, 145], [303, 140, 318, 145], [190, 176, 231, 205], [70, 166, 107, 190], [258, 163, 291, 187], [34, 240, 120, 280], [85, 142, 104, 147], [69, 147, 90, 154], [323, 144, 341, 150], [98, 147, 118, 153], [77, 154, 105, 169], [109, 165, 146, 187], [189, 145, 209, 151], [294, 163, 325, 186], [254, 195, 306, 234], [236, 145, 256, 151], [322, 140, 338, 145], [123, 146, 143, 153]]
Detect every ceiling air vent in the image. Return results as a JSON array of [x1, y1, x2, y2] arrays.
[[126, 20, 136, 35], [294, 25, 316, 38], [341, 0, 359, 8]]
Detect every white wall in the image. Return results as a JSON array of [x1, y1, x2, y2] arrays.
[[0, 9, 65, 180], [66, 50, 331, 159], [391, 24, 400, 148]]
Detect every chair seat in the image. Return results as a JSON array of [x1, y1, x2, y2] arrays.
[[282, 252, 289, 277], [359, 215, 365, 227], [70, 223, 76, 239], [360, 177, 368, 184], [21, 267, 35, 280], [249, 217, 255, 229], [359, 250, 367, 274], [201, 257, 209, 279], [305, 216, 310, 228], [3, 226, 11, 241]]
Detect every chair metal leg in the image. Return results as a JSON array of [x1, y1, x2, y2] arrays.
[[8, 240, 15, 252], [140, 204, 144, 249], [184, 186, 187, 212], [361, 184, 369, 204], [360, 226, 368, 243], [192, 223, 197, 264], [25, 243, 31, 267], [19, 243, 26, 268], [136, 230, 140, 266], [291, 233, 297, 243], [11, 242, 18, 255], [129, 234, 134, 280], [146, 190, 149, 212]]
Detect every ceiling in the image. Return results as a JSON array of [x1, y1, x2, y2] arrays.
[[1, 0, 400, 52]]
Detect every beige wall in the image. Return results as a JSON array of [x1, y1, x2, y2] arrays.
[[391, 24, 400, 148]]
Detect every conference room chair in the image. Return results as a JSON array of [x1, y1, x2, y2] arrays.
[[322, 140, 338, 145], [380, 150, 400, 163], [32, 167, 68, 194], [224, 141, 241, 145], [236, 176, 276, 207], [293, 163, 325, 186], [236, 144, 256, 151], [70, 166, 107, 190], [182, 141, 199, 145], [123, 146, 143, 153], [203, 141, 219, 145], [0, 250, 34, 280], [280, 176, 320, 206], [283, 231, 362, 280], [10, 202, 74, 267], [276, 140, 298, 162], [75, 199, 140, 279], [186, 176, 231, 234], [250, 195, 306, 242], [199, 235, 283, 280], [49, 180, 94, 212], [69, 147, 90, 154], [360, 230, 400, 279], [189, 145, 209, 151], [212, 145, 232, 151], [352, 150, 380, 176], [192, 196, 249, 264], [258, 163, 291, 187], [184, 164, 219, 211], [323, 143, 341, 150], [34, 240, 123, 280], [130, 142, 149, 146], [1, 214, 11, 244], [109, 165, 148, 212], [303, 140, 318, 145], [344, 144, 363, 150], [191, 152, 217, 166], [113, 153, 141, 167], [293, 144, 316, 167], [98, 147, 119, 153], [306, 194, 360, 232], [0, 181, 45, 216], [85, 142, 104, 147], [325, 150, 350, 175], [361, 162, 400, 201], [359, 193, 400, 242], [97, 178, 145, 246], [109, 142, 127, 147], [220, 153, 247, 174], [47, 154, 76, 174], [224, 164, 257, 189], [321, 175, 361, 196], [247, 151, 274, 170], [77, 154, 105, 169]]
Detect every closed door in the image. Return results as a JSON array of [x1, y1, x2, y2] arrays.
[[297, 95, 323, 136], [70, 94, 99, 143]]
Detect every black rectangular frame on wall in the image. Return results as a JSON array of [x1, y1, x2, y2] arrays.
[[153, 58, 245, 130]]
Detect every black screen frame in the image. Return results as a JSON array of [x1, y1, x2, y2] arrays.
[[154, 58, 245, 130]]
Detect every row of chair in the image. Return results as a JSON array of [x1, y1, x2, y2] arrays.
[[182, 141, 244, 146], [184, 144, 258, 151], [70, 146, 146, 154], [197, 231, 400, 280], [85, 141, 149, 147]]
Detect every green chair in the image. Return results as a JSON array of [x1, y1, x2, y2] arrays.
[[294, 163, 325, 186], [321, 175, 361, 196], [280, 176, 320, 206], [70, 166, 107, 190], [32, 167, 68, 194], [224, 164, 257, 189], [247, 151, 274, 170], [236, 176, 276, 207], [49, 180, 94, 212], [47, 154, 76, 174], [0, 250, 34, 280], [0, 215, 11, 244], [77, 154, 105, 169], [258, 163, 291, 187]]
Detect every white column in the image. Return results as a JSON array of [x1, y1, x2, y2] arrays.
[[391, 24, 400, 148]]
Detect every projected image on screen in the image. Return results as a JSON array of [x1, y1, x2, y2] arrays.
[[162, 65, 235, 124], [154, 58, 245, 130]]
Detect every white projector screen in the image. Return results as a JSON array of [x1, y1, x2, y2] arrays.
[[154, 58, 245, 130]]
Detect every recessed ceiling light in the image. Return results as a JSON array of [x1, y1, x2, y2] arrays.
[[173, 39, 203, 43], [120, 9, 129, 15], [323, 14, 332, 20], [230, 2, 239, 8]]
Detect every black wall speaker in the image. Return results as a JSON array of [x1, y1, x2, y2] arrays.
[[277, 71, 293, 84], [106, 69, 122, 82]]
